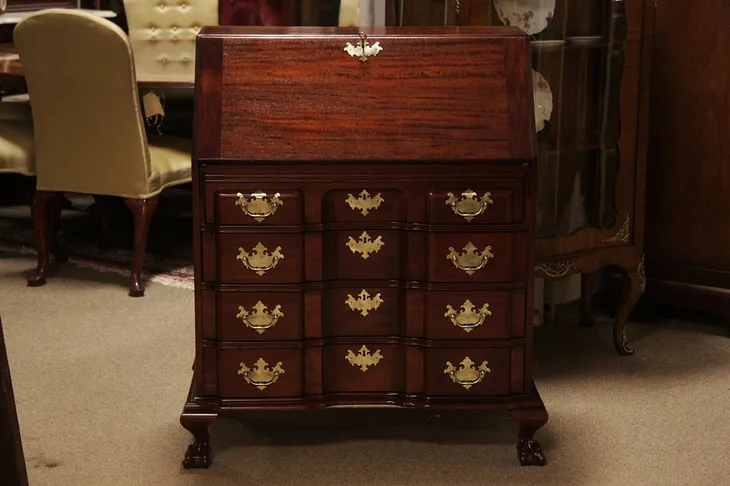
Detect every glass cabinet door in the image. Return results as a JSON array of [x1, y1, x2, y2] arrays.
[[397, 0, 627, 239]]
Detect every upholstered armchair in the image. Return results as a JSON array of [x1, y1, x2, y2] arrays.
[[14, 9, 192, 297], [123, 0, 217, 137]]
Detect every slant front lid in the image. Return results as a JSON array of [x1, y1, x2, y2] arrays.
[[195, 26, 535, 162]]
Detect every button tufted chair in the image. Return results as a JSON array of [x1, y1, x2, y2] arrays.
[[123, 0, 217, 84], [124, 0, 217, 138], [15, 9, 193, 297]]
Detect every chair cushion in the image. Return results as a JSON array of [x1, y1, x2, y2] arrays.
[[0, 94, 32, 122], [0, 120, 35, 175], [146, 134, 192, 196]]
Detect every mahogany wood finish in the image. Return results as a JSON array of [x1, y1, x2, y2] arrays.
[[123, 196, 159, 297], [182, 26, 548, 468], [0, 315, 29, 486], [643, 2, 730, 319]]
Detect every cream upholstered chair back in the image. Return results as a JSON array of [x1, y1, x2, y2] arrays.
[[123, 0, 218, 83], [14, 9, 153, 198]]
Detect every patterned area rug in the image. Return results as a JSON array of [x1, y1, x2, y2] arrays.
[[0, 191, 194, 290]]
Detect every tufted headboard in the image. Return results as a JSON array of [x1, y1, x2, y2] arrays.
[[123, 0, 218, 83]]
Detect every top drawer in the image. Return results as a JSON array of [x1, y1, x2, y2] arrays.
[[206, 184, 303, 226], [428, 183, 524, 225], [195, 27, 534, 162]]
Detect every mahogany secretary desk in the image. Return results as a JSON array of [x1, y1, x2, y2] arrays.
[[182, 25, 549, 468]]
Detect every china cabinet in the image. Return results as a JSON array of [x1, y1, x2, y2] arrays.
[[388, 0, 655, 355]]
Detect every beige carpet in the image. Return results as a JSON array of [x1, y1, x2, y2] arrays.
[[1, 253, 729, 486]]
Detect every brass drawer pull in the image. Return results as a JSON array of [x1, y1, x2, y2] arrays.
[[237, 301, 284, 334], [345, 190, 384, 216], [445, 189, 494, 221], [346, 290, 384, 317], [447, 242, 494, 275], [235, 191, 282, 222], [237, 242, 284, 276], [238, 358, 285, 390], [445, 299, 492, 332], [345, 345, 383, 372], [444, 357, 491, 390], [346, 231, 384, 259]]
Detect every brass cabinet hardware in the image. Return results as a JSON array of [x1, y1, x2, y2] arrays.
[[447, 242, 494, 275], [238, 358, 285, 390], [236, 301, 284, 334], [236, 242, 284, 276], [235, 191, 282, 222], [444, 357, 491, 389]]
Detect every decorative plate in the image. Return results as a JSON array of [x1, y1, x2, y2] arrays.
[[493, 0, 556, 36], [532, 69, 553, 133]]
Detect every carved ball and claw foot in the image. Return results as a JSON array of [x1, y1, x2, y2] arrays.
[[183, 440, 211, 469], [516, 438, 547, 466], [510, 405, 548, 467], [180, 411, 217, 469]]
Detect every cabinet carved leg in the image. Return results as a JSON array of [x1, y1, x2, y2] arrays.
[[180, 411, 217, 469], [580, 271, 598, 327], [123, 197, 158, 297], [613, 257, 645, 355], [510, 405, 548, 466], [27, 191, 64, 287]]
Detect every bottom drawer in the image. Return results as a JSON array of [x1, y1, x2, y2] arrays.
[[218, 348, 304, 399], [322, 344, 404, 394], [425, 346, 522, 396]]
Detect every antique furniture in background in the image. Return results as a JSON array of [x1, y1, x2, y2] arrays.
[[182, 25, 548, 468], [123, 0, 218, 84], [220, 0, 299, 26], [397, 0, 655, 355], [643, 2, 730, 318], [0, 315, 29, 486], [15, 10, 192, 296]]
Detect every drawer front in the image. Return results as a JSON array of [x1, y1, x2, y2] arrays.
[[212, 233, 304, 283], [323, 230, 406, 280], [213, 290, 304, 341], [322, 344, 404, 394], [427, 185, 523, 225], [425, 290, 523, 340], [218, 348, 304, 398], [209, 186, 303, 226], [322, 189, 407, 222], [425, 347, 514, 396], [323, 287, 403, 337], [427, 232, 527, 283]]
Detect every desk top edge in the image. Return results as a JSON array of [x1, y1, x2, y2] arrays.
[[198, 25, 528, 39]]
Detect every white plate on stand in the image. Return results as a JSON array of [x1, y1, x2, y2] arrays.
[[493, 0, 556, 36]]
